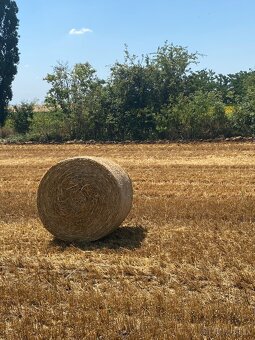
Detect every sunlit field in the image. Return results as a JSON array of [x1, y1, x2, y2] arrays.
[[0, 142, 255, 339]]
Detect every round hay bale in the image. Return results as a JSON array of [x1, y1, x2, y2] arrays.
[[37, 157, 133, 242]]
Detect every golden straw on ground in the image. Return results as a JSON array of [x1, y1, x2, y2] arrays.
[[37, 157, 133, 241]]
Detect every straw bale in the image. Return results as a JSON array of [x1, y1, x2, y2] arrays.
[[37, 157, 133, 241]]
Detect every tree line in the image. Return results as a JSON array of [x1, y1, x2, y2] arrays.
[[6, 43, 255, 142]]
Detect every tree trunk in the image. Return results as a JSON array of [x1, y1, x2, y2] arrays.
[[0, 105, 8, 127]]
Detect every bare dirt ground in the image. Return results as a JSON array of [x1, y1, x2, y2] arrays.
[[0, 143, 255, 339]]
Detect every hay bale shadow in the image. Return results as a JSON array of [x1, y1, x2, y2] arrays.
[[49, 225, 147, 251]]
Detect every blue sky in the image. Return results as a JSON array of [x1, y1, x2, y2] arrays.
[[12, 0, 255, 103]]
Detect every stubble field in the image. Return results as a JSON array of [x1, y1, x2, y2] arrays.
[[0, 142, 255, 339]]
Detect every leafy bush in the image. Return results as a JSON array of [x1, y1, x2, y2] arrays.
[[155, 103, 181, 140], [29, 111, 70, 142], [7, 45, 255, 141], [0, 125, 14, 139], [156, 91, 228, 140], [231, 103, 255, 136], [9, 101, 35, 134]]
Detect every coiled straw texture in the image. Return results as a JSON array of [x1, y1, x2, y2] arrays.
[[37, 157, 133, 242]]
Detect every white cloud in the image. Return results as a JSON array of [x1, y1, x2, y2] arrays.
[[69, 28, 93, 35]]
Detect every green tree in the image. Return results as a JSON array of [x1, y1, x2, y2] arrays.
[[150, 42, 199, 108], [29, 111, 69, 142], [231, 76, 255, 136], [107, 48, 156, 139], [11, 101, 34, 134], [44, 44, 240, 141], [44, 61, 104, 139], [184, 69, 217, 96], [106, 43, 199, 140], [0, 0, 19, 126], [155, 102, 181, 139], [44, 62, 72, 115], [226, 71, 255, 104], [179, 91, 227, 139], [157, 91, 227, 140], [215, 73, 234, 104]]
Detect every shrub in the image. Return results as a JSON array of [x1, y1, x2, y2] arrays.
[[10, 101, 35, 134], [231, 104, 255, 136], [0, 125, 14, 139], [29, 111, 70, 142]]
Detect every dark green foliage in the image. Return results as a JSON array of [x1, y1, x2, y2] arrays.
[[30, 42, 255, 141], [11, 101, 34, 134], [100, 43, 199, 140], [184, 70, 218, 96], [6, 41, 255, 141], [29, 111, 69, 142], [231, 85, 255, 136], [0, 0, 19, 126], [177, 91, 227, 139], [151, 43, 199, 107], [156, 91, 227, 140], [41, 44, 255, 141], [231, 105, 255, 136], [44, 62, 105, 139]]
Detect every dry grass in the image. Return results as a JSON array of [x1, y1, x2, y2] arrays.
[[0, 142, 255, 339]]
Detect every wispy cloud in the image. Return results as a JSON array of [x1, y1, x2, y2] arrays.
[[69, 28, 93, 35]]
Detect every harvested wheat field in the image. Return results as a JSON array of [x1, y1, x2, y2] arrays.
[[0, 142, 255, 339]]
